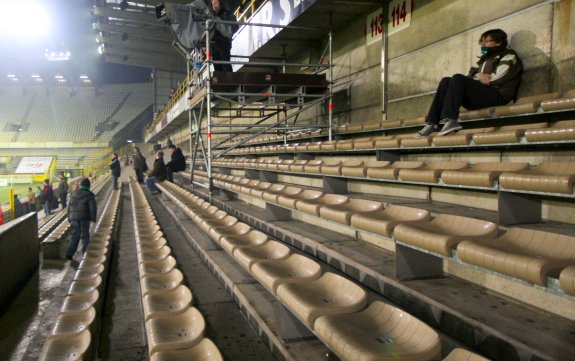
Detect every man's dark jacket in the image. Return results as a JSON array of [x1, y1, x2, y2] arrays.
[[109, 158, 121, 177], [68, 188, 97, 222], [167, 148, 186, 172], [149, 158, 167, 182], [59, 177, 69, 197]]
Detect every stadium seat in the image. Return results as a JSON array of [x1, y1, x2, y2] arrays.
[[140, 268, 184, 296], [289, 160, 311, 173], [559, 266, 575, 296], [276, 272, 368, 329], [350, 204, 431, 237], [399, 161, 469, 183], [319, 198, 384, 225], [208, 222, 252, 243], [524, 119, 575, 143], [341, 160, 391, 178], [251, 253, 323, 294], [139, 256, 177, 276], [402, 116, 426, 127], [295, 194, 350, 217], [233, 240, 291, 271], [51, 307, 96, 337], [459, 106, 494, 120], [303, 160, 324, 173], [433, 127, 496, 147], [138, 246, 172, 263], [146, 307, 205, 354], [68, 277, 102, 295], [143, 285, 193, 321], [441, 162, 530, 187], [494, 93, 560, 117], [61, 290, 100, 314], [366, 161, 425, 180], [499, 161, 575, 194], [220, 229, 270, 254], [457, 228, 575, 285], [38, 330, 91, 361], [314, 301, 442, 361], [149, 338, 223, 361], [394, 214, 498, 256], [277, 189, 323, 209], [324, 160, 363, 176], [540, 89, 575, 112], [472, 122, 548, 145]]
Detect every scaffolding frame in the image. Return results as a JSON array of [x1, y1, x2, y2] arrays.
[[188, 18, 334, 196]]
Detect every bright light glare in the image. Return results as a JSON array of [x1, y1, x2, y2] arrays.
[[0, 1, 51, 37]]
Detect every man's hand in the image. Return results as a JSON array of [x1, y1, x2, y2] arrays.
[[475, 72, 491, 85]]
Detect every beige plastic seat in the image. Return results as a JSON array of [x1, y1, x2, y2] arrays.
[[220, 229, 269, 254], [233, 240, 291, 270], [258, 184, 287, 200], [457, 227, 575, 285], [262, 185, 303, 204], [319, 198, 384, 225], [433, 127, 496, 147], [150, 338, 223, 361], [382, 119, 403, 129], [193, 209, 227, 225], [367, 161, 424, 180], [494, 93, 560, 116], [363, 121, 383, 131], [73, 265, 105, 281], [277, 189, 323, 210], [303, 160, 324, 173], [251, 254, 323, 294], [315, 301, 442, 361], [375, 134, 413, 148], [138, 246, 172, 264], [295, 194, 350, 216], [346, 123, 365, 132], [320, 141, 338, 151], [394, 214, 498, 256], [540, 89, 575, 112], [354, 136, 383, 150], [38, 329, 91, 361], [324, 160, 361, 176], [305, 141, 324, 151], [341, 160, 389, 178], [402, 116, 426, 127], [238, 180, 262, 195], [230, 178, 253, 193], [140, 256, 177, 276], [288, 160, 310, 173], [399, 161, 469, 183], [459, 106, 494, 120], [499, 161, 575, 194], [441, 162, 530, 187], [442, 348, 490, 361], [143, 285, 193, 320], [524, 119, 575, 143], [137, 237, 168, 252], [559, 266, 575, 296], [141, 268, 184, 296], [276, 272, 368, 329], [473, 122, 549, 145], [265, 159, 282, 170], [401, 133, 438, 148], [335, 139, 356, 150], [51, 307, 96, 337], [277, 159, 296, 172], [78, 256, 106, 270], [68, 276, 102, 295], [146, 307, 206, 354], [208, 222, 252, 243], [200, 215, 239, 233], [61, 290, 100, 314], [350, 204, 431, 237]]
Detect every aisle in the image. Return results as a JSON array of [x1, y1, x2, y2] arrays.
[[98, 187, 148, 361]]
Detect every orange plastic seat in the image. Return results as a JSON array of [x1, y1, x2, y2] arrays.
[[394, 214, 498, 256], [315, 301, 442, 361]]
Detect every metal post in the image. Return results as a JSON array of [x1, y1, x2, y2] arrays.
[[206, 19, 213, 195], [328, 16, 333, 142], [381, 2, 389, 118], [187, 59, 193, 184]]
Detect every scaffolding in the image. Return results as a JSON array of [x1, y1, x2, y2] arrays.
[[187, 19, 333, 196]]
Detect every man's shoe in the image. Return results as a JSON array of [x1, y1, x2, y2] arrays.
[[415, 123, 439, 138], [438, 119, 462, 135]]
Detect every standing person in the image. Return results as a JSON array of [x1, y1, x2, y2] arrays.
[[27, 187, 35, 213], [210, 0, 237, 72], [166, 144, 186, 182], [109, 153, 121, 191], [35, 186, 42, 211], [66, 178, 97, 261], [13, 195, 23, 218], [41, 179, 54, 216], [416, 29, 523, 137], [58, 172, 69, 208], [132, 147, 148, 183], [145, 150, 167, 195]]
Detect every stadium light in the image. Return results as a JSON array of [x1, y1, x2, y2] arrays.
[[7, 74, 16, 78], [0, 1, 51, 37], [31, 74, 41, 78], [80, 75, 89, 79], [55, 75, 64, 79]]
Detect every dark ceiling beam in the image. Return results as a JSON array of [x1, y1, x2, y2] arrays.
[[98, 33, 176, 54], [93, 6, 162, 26], [104, 54, 184, 72], [94, 22, 174, 42]]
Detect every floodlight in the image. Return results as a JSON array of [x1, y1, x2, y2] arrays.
[[80, 75, 89, 79], [7, 74, 16, 78], [0, 1, 51, 37]]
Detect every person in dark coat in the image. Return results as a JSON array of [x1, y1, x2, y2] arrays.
[[41, 179, 54, 216], [66, 178, 97, 260], [166, 144, 186, 182], [58, 171, 69, 208], [146, 150, 167, 195], [132, 147, 147, 183], [109, 152, 121, 190]]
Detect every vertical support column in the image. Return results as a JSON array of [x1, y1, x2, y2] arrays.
[[328, 19, 334, 142], [381, 1, 389, 119], [206, 19, 213, 196]]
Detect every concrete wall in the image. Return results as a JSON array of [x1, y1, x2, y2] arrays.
[[0, 212, 38, 313]]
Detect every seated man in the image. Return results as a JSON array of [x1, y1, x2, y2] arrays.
[[166, 144, 187, 182], [416, 29, 523, 137], [146, 150, 167, 195]]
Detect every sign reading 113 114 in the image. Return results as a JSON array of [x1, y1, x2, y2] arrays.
[[366, 0, 412, 46]]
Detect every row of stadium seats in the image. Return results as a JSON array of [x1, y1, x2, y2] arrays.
[[213, 158, 575, 195], [157, 180, 491, 361], [195, 170, 575, 296], [129, 179, 223, 361], [224, 90, 575, 147], [38, 186, 122, 361]]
